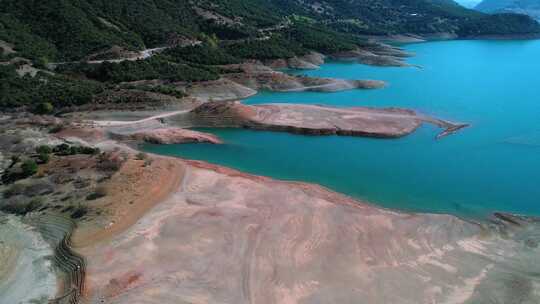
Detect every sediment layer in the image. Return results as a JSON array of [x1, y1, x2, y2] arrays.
[[0, 214, 58, 304], [26, 213, 86, 304], [109, 127, 222, 145], [185, 101, 467, 139], [174, 72, 384, 103], [80, 156, 540, 304]]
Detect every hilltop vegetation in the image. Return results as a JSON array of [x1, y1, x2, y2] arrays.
[[1, 0, 539, 62], [0, 0, 539, 112], [0, 65, 104, 112]]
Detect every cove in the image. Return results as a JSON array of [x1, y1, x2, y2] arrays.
[[144, 39, 540, 218]]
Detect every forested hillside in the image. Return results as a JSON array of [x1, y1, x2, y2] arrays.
[[1, 0, 539, 62], [1, 0, 539, 112]]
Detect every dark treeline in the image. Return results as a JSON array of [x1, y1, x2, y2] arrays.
[[81, 57, 220, 83]]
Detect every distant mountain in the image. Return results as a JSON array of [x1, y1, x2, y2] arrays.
[[476, 0, 540, 20], [455, 0, 484, 8]]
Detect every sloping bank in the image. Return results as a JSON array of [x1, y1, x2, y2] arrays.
[[51, 120, 533, 304], [0, 213, 58, 304], [79, 153, 540, 304], [0, 213, 85, 304], [27, 213, 86, 304]]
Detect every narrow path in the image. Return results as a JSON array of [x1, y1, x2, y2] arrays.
[[84, 110, 189, 127], [48, 47, 171, 69]]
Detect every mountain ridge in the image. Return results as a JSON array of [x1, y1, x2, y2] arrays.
[[1, 0, 539, 113], [476, 0, 540, 21], [1, 0, 539, 62]]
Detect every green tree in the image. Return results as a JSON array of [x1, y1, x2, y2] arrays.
[[34, 102, 54, 114], [38, 153, 50, 164], [21, 159, 38, 177], [36, 145, 52, 154]]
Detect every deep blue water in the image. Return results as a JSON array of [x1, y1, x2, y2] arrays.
[[144, 40, 540, 218]]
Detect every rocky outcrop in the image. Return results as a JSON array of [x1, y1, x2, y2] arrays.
[[187, 101, 468, 139], [224, 72, 385, 92], [329, 43, 420, 67], [299, 51, 326, 66], [188, 101, 419, 138], [264, 52, 326, 70], [174, 72, 383, 103], [0, 40, 16, 55], [174, 78, 257, 102], [332, 49, 411, 67], [110, 127, 222, 145]]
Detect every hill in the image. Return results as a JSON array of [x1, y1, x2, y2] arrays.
[[1, 0, 539, 62], [476, 0, 540, 21], [1, 0, 539, 113]]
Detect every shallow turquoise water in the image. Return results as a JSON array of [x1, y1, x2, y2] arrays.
[[145, 40, 540, 218]]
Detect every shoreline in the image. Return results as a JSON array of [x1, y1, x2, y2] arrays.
[[1, 38, 538, 303], [75, 138, 540, 304], [370, 33, 540, 45], [0, 113, 537, 303]]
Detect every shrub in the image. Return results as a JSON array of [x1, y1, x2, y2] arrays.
[[10, 155, 20, 164], [86, 57, 220, 83], [164, 43, 241, 65], [21, 159, 38, 177], [79, 146, 100, 155], [53, 143, 70, 155], [49, 124, 64, 134], [36, 145, 52, 154], [71, 205, 89, 219], [34, 102, 54, 114], [135, 152, 148, 160], [53, 144, 99, 156], [97, 153, 124, 172], [3, 183, 25, 198], [0, 196, 43, 215], [0, 65, 104, 111], [86, 186, 107, 201], [37, 152, 50, 164]]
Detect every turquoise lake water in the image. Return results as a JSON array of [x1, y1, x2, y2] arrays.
[[145, 40, 540, 218]]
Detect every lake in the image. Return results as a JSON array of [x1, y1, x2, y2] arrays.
[[144, 39, 540, 218]]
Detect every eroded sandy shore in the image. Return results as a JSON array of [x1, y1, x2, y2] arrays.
[[76, 153, 540, 304]]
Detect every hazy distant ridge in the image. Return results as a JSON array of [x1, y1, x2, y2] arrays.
[[476, 0, 540, 20]]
